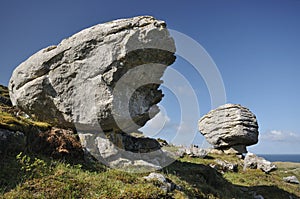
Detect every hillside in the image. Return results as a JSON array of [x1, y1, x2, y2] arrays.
[[1, 85, 300, 199]]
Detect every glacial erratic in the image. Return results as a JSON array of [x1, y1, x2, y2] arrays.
[[9, 16, 176, 171], [9, 16, 176, 133], [198, 104, 259, 154]]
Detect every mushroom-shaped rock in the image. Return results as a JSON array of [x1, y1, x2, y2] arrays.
[[198, 104, 259, 154]]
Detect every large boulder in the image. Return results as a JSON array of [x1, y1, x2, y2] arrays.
[[8, 16, 176, 170], [198, 104, 259, 154], [9, 16, 175, 132]]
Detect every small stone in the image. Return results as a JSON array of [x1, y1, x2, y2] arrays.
[[208, 148, 224, 155], [144, 172, 167, 183], [244, 153, 277, 173], [143, 173, 177, 192], [175, 145, 208, 158], [283, 176, 299, 184], [214, 159, 238, 172]]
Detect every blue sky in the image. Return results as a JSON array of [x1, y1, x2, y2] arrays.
[[1, 0, 299, 154]]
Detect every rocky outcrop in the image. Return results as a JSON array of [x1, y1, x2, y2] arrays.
[[9, 16, 176, 170], [9, 16, 175, 133], [175, 145, 208, 158], [198, 104, 259, 154], [243, 153, 277, 173]]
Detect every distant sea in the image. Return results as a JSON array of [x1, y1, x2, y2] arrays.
[[258, 154, 300, 163]]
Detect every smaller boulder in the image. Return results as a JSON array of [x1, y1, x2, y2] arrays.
[[199, 104, 259, 154], [176, 145, 208, 158], [257, 158, 277, 173], [243, 153, 277, 173], [283, 176, 299, 184]]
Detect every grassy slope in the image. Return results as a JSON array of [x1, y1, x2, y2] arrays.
[[1, 153, 299, 199], [1, 85, 300, 199]]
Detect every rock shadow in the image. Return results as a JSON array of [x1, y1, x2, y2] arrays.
[[162, 160, 300, 199]]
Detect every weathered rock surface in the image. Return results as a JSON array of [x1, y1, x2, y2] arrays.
[[79, 132, 175, 172], [9, 16, 175, 133], [210, 159, 238, 173], [198, 104, 259, 153], [175, 145, 208, 158], [283, 176, 299, 184], [243, 153, 277, 173], [9, 16, 176, 170]]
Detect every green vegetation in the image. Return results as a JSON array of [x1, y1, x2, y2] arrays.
[[1, 152, 299, 199], [166, 155, 300, 198], [1, 153, 167, 199], [0, 85, 299, 198], [0, 110, 51, 132], [0, 85, 51, 133]]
